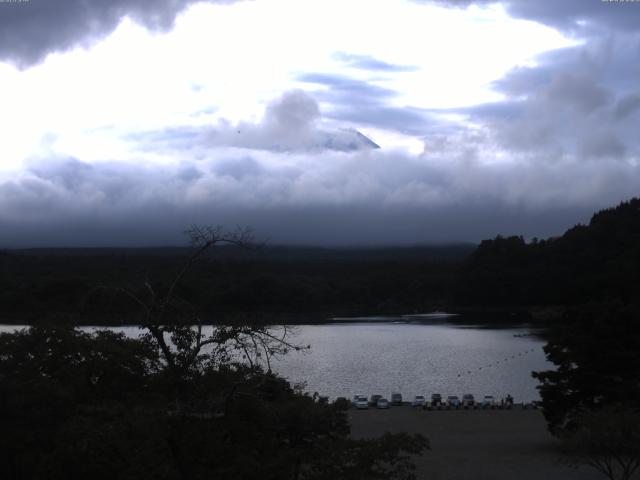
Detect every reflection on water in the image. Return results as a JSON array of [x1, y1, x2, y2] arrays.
[[0, 319, 551, 402], [272, 322, 551, 402]]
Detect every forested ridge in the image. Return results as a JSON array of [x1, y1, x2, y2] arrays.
[[456, 197, 640, 308], [2, 197, 640, 324], [0, 245, 471, 324]]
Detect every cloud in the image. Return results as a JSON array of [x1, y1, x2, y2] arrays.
[[298, 73, 433, 135], [499, 0, 640, 36], [297, 73, 398, 105], [132, 90, 381, 153], [421, 0, 640, 36], [265, 89, 320, 132], [0, 0, 243, 68], [436, 34, 640, 166], [2, 1, 638, 247], [614, 94, 640, 120], [2, 136, 640, 247], [332, 52, 419, 72], [542, 73, 612, 114], [4, 59, 638, 247]]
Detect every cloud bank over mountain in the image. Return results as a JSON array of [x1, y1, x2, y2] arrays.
[[3, 86, 638, 247], [1, 0, 639, 246]]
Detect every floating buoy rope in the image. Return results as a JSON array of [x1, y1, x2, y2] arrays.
[[454, 347, 538, 378]]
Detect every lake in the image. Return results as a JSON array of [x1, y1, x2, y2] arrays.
[[0, 316, 551, 402]]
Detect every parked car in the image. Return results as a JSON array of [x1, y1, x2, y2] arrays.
[[377, 398, 390, 409], [412, 395, 426, 408], [447, 395, 461, 408], [431, 393, 443, 406], [352, 395, 368, 407], [355, 398, 369, 409], [370, 394, 382, 406], [462, 394, 475, 407], [391, 393, 403, 406], [482, 395, 495, 408]]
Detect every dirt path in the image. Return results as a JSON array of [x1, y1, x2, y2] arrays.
[[349, 407, 603, 480]]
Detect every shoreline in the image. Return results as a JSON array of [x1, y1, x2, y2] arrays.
[[0, 306, 560, 327]]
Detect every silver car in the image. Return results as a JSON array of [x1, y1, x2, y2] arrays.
[[352, 394, 367, 406]]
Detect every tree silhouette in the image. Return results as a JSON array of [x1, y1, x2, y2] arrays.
[[562, 406, 640, 480], [533, 303, 640, 434], [0, 225, 428, 480]]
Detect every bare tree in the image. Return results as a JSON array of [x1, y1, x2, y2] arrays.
[[111, 225, 306, 391]]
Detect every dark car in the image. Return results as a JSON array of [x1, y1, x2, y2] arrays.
[[447, 395, 461, 408], [462, 393, 475, 407]]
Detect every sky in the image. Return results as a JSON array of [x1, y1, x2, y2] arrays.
[[0, 0, 639, 247]]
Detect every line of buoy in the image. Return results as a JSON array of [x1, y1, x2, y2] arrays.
[[455, 347, 538, 378]]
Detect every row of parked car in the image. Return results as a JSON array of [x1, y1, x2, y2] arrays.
[[349, 393, 507, 409]]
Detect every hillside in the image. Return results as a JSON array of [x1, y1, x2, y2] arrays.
[[0, 244, 473, 324], [455, 198, 640, 307]]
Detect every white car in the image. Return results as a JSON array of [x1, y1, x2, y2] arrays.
[[377, 398, 390, 409], [352, 394, 367, 406], [353, 395, 368, 409], [412, 395, 426, 407]]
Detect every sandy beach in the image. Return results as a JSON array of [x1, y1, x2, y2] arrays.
[[349, 406, 603, 480]]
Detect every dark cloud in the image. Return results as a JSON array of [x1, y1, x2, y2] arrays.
[[0, 0, 242, 68], [500, 0, 640, 36], [0, 202, 600, 248], [579, 131, 627, 160], [491, 37, 640, 102], [298, 73, 432, 135], [436, 34, 640, 165], [2, 144, 640, 247], [422, 0, 640, 36], [542, 72, 612, 114], [614, 94, 640, 120], [490, 46, 575, 97], [332, 52, 419, 72]]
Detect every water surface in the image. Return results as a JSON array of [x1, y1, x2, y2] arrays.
[[272, 322, 550, 402], [0, 319, 551, 402]]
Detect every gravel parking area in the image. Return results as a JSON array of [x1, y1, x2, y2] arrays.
[[348, 407, 603, 480]]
